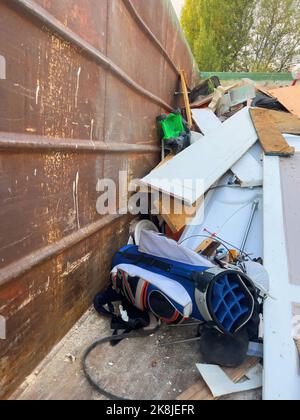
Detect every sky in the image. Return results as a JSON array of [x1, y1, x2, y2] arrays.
[[171, 0, 185, 18]]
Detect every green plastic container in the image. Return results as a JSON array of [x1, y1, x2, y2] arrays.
[[160, 113, 185, 140]]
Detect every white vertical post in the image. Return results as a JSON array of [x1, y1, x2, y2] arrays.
[[0, 315, 6, 340]]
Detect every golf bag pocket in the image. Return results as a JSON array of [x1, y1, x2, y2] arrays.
[[111, 264, 193, 324]]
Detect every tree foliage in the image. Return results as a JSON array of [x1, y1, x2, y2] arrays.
[[181, 0, 300, 72]]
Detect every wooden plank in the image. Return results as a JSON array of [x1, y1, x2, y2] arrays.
[[267, 85, 300, 117], [154, 196, 201, 233], [142, 108, 258, 205], [269, 110, 300, 135], [250, 108, 295, 157], [195, 239, 220, 257], [180, 70, 193, 128], [195, 238, 215, 254], [177, 357, 260, 401]]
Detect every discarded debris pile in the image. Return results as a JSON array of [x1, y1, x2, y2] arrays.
[[87, 76, 300, 401]]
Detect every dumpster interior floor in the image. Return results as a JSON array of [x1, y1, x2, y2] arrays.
[[11, 308, 262, 400]]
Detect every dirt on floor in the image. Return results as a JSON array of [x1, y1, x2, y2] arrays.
[[11, 308, 262, 401]]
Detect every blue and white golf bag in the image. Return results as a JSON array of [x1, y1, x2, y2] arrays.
[[109, 231, 259, 335]]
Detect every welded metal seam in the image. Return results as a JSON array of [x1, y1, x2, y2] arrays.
[[0, 132, 160, 154], [122, 0, 179, 75], [0, 213, 129, 288]]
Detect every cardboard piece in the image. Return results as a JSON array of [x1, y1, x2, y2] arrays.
[[267, 85, 300, 117]]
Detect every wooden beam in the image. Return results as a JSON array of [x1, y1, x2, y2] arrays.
[[153, 196, 200, 233], [195, 239, 221, 257], [180, 70, 193, 128], [250, 108, 295, 157], [268, 110, 300, 135]]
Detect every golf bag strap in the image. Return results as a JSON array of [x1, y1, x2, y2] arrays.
[[119, 251, 204, 285], [120, 251, 172, 272], [93, 286, 150, 344]]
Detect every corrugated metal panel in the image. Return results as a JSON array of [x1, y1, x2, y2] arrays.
[[0, 0, 198, 398]]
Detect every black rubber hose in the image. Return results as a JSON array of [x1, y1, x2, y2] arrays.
[[82, 325, 161, 400]]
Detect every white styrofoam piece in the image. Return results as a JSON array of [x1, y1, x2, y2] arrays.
[[141, 108, 258, 205], [263, 154, 300, 401], [138, 230, 214, 268], [196, 363, 262, 398], [231, 143, 263, 187], [179, 177, 263, 260], [192, 108, 222, 135]]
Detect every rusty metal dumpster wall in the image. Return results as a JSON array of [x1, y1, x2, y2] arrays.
[[0, 0, 198, 398]]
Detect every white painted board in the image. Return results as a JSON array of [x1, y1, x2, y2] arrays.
[[192, 108, 222, 135], [231, 143, 263, 187], [141, 108, 258, 205], [263, 153, 300, 400]]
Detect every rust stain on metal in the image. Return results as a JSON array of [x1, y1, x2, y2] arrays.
[[61, 252, 92, 278]]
